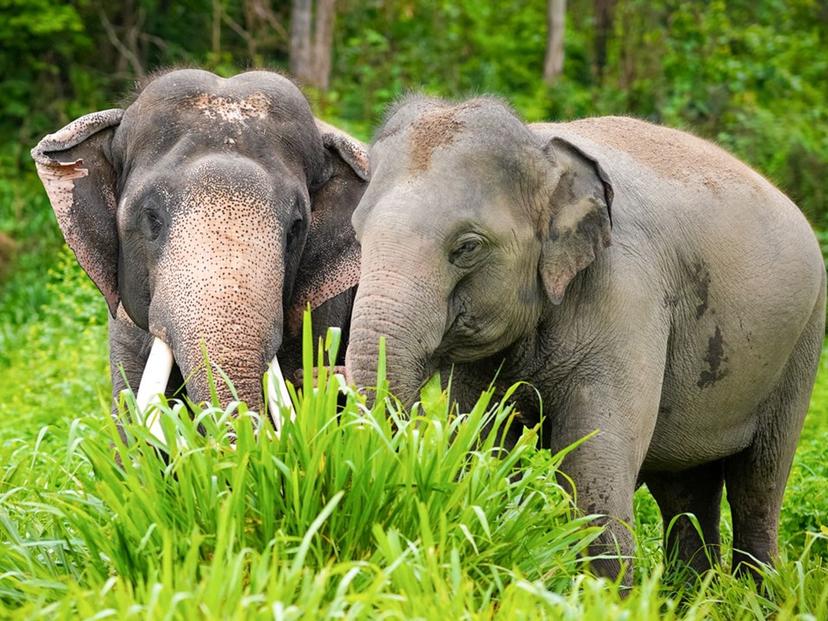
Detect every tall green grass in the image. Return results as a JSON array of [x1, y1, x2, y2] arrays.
[[1, 258, 827, 619], [0, 316, 601, 618]]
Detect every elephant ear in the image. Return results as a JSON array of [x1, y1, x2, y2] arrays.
[[285, 121, 369, 335], [314, 118, 369, 181], [539, 137, 614, 304], [31, 109, 123, 316]]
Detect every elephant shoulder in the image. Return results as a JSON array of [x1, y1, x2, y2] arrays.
[[530, 117, 770, 197]]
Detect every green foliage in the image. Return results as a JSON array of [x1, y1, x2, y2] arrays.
[[0, 0, 90, 150], [330, 0, 828, 224], [0, 247, 108, 448], [781, 345, 828, 558], [0, 322, 597, 616]]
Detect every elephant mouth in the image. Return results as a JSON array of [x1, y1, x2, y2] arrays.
[[136, 337, 295, 443]]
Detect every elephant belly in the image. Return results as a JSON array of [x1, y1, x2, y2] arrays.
[[642, 274, 819, 472], [637, 175, 826, 472]]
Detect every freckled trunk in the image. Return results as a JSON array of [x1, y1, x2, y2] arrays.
[[345, 245, 445, 406], [177, 339, 272, 409], [150, 187, 285, 410], [157, 265, 282, 408]]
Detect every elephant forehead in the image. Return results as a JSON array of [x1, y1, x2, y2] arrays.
[[118, 71, 323, 175], [175, 161, 288, 229], [189, 92, 270, 124], [155, 177, 285, 315], [374, 97, 537, 178], [121, 154, 299, 216], [130, 68, 308, 119], [362, 174, 528, 241], [406, 104, 474, 174]]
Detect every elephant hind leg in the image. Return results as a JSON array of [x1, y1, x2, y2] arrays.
[[645, 459, 725, 575], [725, 287, 825, 579]]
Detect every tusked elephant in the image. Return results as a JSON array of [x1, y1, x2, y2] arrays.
[[32, 68, 367, 420], [345, 95, 826, 582]]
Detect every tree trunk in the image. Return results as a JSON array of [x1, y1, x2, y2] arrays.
[[311, 0, 336, 90], [290, 0, 313, 82], [594, 0, 616, 83], [0, 232, 16, 281], [543, 0, 566, 85], [290, 0, 336, 90], [212, 0, 222, 55]]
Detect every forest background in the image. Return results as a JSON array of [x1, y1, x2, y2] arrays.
[[1, 2, 828, 617]]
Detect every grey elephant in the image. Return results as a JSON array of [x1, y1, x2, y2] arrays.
[[345, 95, 826, 582], [32, 69, 367, 416]]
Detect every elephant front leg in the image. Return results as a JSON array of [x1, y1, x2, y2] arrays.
[[556, 431, 639, 585], [546, 352, 665, 586], [109, 308, 183, 414], [109, 309, 153, 407]]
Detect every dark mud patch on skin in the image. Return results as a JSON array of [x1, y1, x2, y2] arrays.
[[663, 292, 679, 309], [697, 326, 728, 388], [691, 261, 711, 319], [406, 101, 484, 174]]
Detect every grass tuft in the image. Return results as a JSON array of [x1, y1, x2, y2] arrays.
[[1, 272, 827, 618]]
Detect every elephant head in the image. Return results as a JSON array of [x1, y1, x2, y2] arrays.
[[32, 69, 368, 409], [346, 96, 612, 403]]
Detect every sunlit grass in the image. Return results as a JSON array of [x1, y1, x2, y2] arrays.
[[0, 314, 602, 618], [1, 258, 827, 618]]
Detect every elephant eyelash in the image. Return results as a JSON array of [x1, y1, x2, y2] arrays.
[[142, 209, 165, 241], [449, 235, 487, 266]]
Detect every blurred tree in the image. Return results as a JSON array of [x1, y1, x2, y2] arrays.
[[0, 233, 15, 281], [290, 0, 336, 89], [0, 0, 826, 225], [593, 0, 615, 82], [290, 0, 312, 79], [100, 0, 147, 78], [544, 0, 566, 84]]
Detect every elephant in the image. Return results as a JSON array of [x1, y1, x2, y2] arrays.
[[345, 95, 826, 582], [32, 68, 368, 422]]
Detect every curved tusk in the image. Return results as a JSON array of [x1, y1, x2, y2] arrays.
[[267, 355, 295, 432], [136, 337, 174, 443]]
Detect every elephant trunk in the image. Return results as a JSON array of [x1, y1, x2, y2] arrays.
[[147, 165, 287, 410], [151, 271, 283, 409], [346, 244, 445, 405], [137, 338, 293, 442]]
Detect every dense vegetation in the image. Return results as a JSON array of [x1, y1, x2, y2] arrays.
[[1, 0, 828, 617]]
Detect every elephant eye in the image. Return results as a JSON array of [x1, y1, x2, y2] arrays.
[[141, 208, 165, 241], [449, 234, 486, 267], [287, 216, 303, 245]]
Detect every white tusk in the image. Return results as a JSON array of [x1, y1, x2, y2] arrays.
[[136, 337, 174, 443], [267, 355, 295, 433]]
